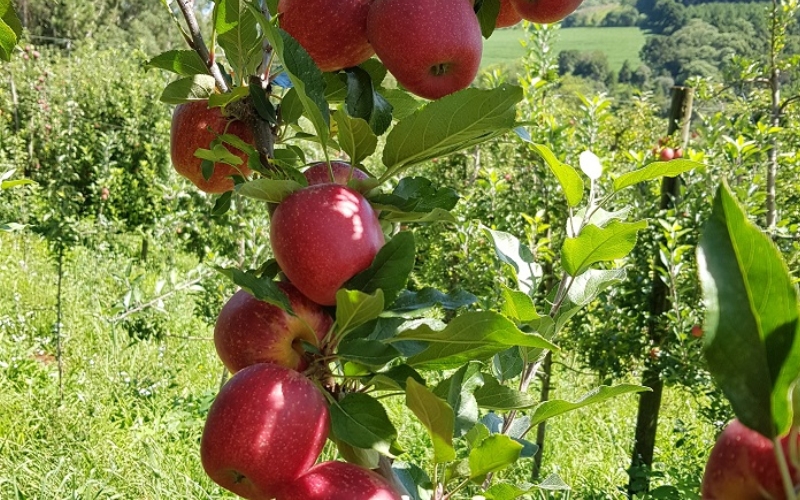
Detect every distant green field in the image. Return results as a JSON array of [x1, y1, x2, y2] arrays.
[[481, 26, 646, 73]]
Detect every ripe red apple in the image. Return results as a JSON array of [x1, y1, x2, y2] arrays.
[[509, 0, 584, 24], [276, 461, 401, 500], [303, 161, 369, 186], [367, 0, 483, 100], [201, 363, 330, 500], [214, 283, 333, 374], [278, 0, 373, 72], [100, 187, 110, 201], [270, 184, 384, 306], [691, 324, 703, 338], [675, 148, 684, 158], [170, 100, 254, 194], [659, 147, 676, 161], [496, 0, 523, 28], [702, 419, 800, 499]]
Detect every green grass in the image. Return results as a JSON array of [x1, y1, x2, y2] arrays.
[[481, 26, 646, 72], [0, 231, 713, 499]]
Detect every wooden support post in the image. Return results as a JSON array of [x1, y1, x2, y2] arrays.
[[627, 86, 694, 496]]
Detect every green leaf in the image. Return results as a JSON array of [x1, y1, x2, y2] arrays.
[[364, 364, 426, 391], [251, 7, 330, 148], [194, 144, 244, 166], [1, 178, 35, 190], [379, 208, 457, 224], [214, 268, 292, 312], [405, 378, 456, 463], [159, 75, 217, 104], [529, 384, 649, 427], [561, 220, 648, 277], [344, 231, 416, 307], [501, 285, 541, 323], [235, 179, 303, 203], [469, 434, 523, 481], [333, 110, 378, 165], [0, 0, 22, 62], [338, 66, 393, 136], [337, 339, 401, 369], [381, 85, 522, 179], [483, 227, 542, 295], [249, 81, 277, 124], [146, 50, 209, 76], [215, 0, 261, 81], [474, 375, 536, 410], [330, 393, 400, 456], [332, 437, 379, 469], [279, 87, 304, 125], [381, 88, 421, 120], [396, 311, 558, 369], [475, 0, 500, 39], [525, 142, 584, 208], [697, 182, 800, 438], [390, 288, 478, 314], [554, 269, 627, 333], [212, 191, 233, 216], [434, 362, 484, 435], [613, 159, 701, 192], [370, 177, 460, 213], [335, 289, 385, 335]]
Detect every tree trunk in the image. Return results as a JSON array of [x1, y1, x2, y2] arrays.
[[628, 86, 694, 496]]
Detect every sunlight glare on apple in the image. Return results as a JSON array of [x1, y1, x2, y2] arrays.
[[334, 191, 365, 240]]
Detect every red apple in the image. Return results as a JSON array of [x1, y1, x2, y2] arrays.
[[367, 0, 483, 100], [701, 419, 800, 499], [303, 161, 369, 186], [276, 461, 401, 500], [170, 100, 254, 194], [659, 147, 676, 161], [496, 0, 523, 28], [201, 363, 330, 500], [270, 184, 384, 305], [278, 0, 373, 72], [509, 0, 584, 24], [675, 148, 684, 158], [691, 324, 703, 338], [214, 283, 334, 374]]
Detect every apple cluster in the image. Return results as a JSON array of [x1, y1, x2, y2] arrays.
[[199, 160, 402, 499], [277, 0, 585, 100]]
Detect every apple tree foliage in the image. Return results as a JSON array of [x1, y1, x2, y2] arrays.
[[145, 1, 716, 497]]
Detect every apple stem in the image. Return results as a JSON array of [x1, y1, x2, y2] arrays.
[[774, 436, 798, 500]]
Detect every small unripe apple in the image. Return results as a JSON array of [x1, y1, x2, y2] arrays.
[[509, 0, 584, 24], [214, 283, 333, 373], [303, 161, 369, 186], [170, 100, 254, 194], [367, 0, 483, 100], [278, 0, 373, 72], [659, 147, 676, 161], [702, 419, 800, 499], [276, 461, 402, 500], [201, 363, 330, 500], [270, 184, 384, 305]]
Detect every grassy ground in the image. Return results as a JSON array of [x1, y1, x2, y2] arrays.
[[481, 26, 646, 73], [0, 231, 713, 499]]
